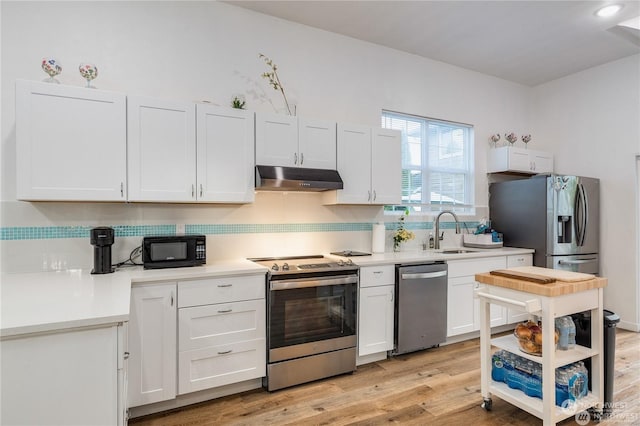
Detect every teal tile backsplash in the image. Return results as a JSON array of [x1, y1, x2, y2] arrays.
[[0, 221, 477, 240]]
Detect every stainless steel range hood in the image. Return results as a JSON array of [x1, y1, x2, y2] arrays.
[[255, 165, 343, 192]]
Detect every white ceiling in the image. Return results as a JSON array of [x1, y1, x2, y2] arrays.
[[226, 1, 640, 86]]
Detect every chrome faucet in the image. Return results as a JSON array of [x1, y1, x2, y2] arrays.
[[434, 210, 461, 249]]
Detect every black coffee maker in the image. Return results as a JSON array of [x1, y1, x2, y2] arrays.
[[90, 226, 115, 274]]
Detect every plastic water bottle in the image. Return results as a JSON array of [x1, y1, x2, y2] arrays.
[[567, 316, 576, 349], [555, 317, 570, 350]]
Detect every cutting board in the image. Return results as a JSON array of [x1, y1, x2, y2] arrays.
[[506, 266, 594, 282], [490, 269, 556, 284]]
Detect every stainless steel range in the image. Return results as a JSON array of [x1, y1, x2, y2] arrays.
[[249, 255, 358, 391]]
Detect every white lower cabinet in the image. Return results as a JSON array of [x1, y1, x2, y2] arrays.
[[506, 254, 534, 324], [177, 274, 266, 395], [128, 274, 266, 409], [1, 324, 125, 426], [447, 257, 508, 337], [178, 299, 266, 394], [128, 283, 177, 408], [358, 265, 395, 356]]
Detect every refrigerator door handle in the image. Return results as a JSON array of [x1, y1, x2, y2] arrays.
[[558, 258, 597, 265], [574, 183, 588, 246]]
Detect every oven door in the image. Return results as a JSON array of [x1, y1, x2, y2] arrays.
[[268, 274, 358, 363]]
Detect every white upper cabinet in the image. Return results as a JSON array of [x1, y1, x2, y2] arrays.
[[255, 112, 298, 166], [196, 105, 255, 203], [371, 128, 402, 205], [127, 96, 196, 202], [255, 113, 336, 169], [16, 80, 127, 201], [487, 146, 553, 174], [127, 97, 254, 203], [325, 123, 401, 205], [297, 117, 337, 169]]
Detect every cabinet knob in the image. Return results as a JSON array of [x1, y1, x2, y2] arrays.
[[191, 184, 195, 198], [300, 153, 304, 165], [124, 351, 130, 360], [217, 349, 233, 355], [373, 190, 377, 201], [199, 184, 203, 198], [367, 190, 371, 201], [294, 152, 298, 165], [120, 182, 124, 197]]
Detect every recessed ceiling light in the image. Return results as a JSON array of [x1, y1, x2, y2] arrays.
[[596, 4, 623, 17]]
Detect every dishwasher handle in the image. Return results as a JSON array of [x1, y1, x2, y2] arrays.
[[401, 270, 447, 280]]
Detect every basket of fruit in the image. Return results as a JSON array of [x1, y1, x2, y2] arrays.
[[513, 320, 559, 356]]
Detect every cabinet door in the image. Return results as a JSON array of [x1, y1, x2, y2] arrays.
[[298, 118, 336, 169], [196, 105, 255, 203], [507, 148, 532, 173], [255, 112, 298, 167], [16, 80, 126, 201], [358, 285, 394, 356], [507, 254, 533, 323], [335, 123, 372, 204], [1, 326, 118, 425], [473, 283, 508, 330], [447, 276, 476, 336], [531, 151, 554, 174], [371, 128, 402, 205], [128, 284, 177, 407], [127, 96, 196, 201]]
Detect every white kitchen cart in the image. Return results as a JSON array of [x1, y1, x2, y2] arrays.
[[474, 272, 607, 426]]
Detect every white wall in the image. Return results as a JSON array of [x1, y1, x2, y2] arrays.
[[1, 1, 531, 272], [531, 54, 640, 331], [1, 1, 637, 329]]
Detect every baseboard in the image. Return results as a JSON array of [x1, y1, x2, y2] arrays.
[[128, 378, 263, 419], [618, 320, 640, 332]]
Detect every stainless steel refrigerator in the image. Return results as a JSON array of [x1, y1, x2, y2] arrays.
[[489, 175, 599, 274]]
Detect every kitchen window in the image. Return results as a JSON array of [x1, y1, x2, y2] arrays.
[[381, 111, 474, 214]]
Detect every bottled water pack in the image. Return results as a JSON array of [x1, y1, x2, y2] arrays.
[[492, 349, 588, 406]]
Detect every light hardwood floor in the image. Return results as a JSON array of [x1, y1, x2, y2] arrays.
[[131, 329, 639, 425]]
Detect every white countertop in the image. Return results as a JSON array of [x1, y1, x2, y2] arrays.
[[1, 248, 533, 338], [338, 246, 534, 266], [0, 259, 267, 338]]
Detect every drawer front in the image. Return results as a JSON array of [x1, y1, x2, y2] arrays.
[[360, 265, 395, 287], [448, 257, 506, 278], [178, 338, 266, 394], [178, 274, 265, 308], [506, 254, 532, 268], [179, 299, 266, 350]]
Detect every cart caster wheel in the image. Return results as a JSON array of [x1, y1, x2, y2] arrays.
[[481, 398, 492, 411]]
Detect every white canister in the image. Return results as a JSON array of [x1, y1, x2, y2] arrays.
[[372, 222, 385, 253]]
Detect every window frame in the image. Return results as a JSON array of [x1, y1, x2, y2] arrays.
[[381, 110, 475, 216]]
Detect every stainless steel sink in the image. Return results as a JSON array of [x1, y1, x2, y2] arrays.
[[440, 249, 475, 254]]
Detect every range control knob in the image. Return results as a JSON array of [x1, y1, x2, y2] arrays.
[[346, 259, 354, 266], [271, 263, 279, 271], [337, 259, 345, 266], [282, 262, 290, 271]]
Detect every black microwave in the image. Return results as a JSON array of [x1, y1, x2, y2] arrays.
[[142, 235, 206, 269]]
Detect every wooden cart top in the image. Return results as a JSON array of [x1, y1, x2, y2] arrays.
[[475, 271, 607, 297]]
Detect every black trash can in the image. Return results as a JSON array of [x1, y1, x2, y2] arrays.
[[572, 309, 620, 417]]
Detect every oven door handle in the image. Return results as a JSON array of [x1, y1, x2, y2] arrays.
[[270, 275, 358, 291]]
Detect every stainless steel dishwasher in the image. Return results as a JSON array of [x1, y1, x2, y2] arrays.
[[393, 262, 448, 355]]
